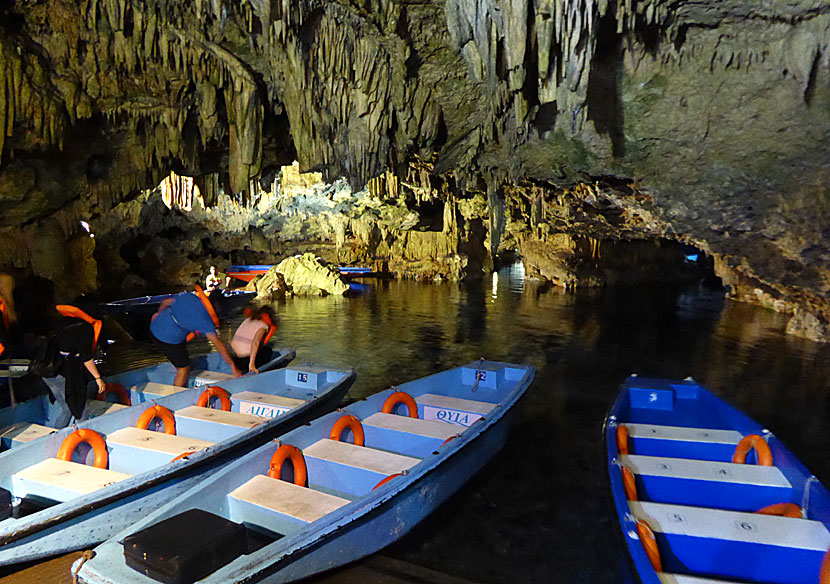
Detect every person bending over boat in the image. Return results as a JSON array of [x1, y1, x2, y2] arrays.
[[38, 306, 107, 427], [150, 286, 242, 386], [231, 305, 277, 374]]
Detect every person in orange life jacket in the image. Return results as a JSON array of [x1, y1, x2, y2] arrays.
[[150, 286, 242, 386], [231, 305, 277, 374], [40, 306, 107, 427]]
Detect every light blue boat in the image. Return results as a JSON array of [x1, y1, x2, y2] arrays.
[[75, 360, 535, 584], [0, 360, 355, 565], [0, 348, 296, 449], [605, 375, 830, 584]]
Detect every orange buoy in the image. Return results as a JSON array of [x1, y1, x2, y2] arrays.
[[196, 386, 232, 411], [329, 415, 365, 446], [636, 519, 662, 573], [372, 473, 402, 490], [382, 391, 418, 418], [96, 382, 131, 406], [622, 466, 638, 501], [616, 424, 629, 455], [732, 434, 773, 466], [57, 428, 109, 469], [136, 405, 177, 435], [268, 444, 307, 487], [755, 503, 802, 518]]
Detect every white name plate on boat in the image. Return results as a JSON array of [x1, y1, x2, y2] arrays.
[[234, 391, 305, 418], [417, 394, 495, 426], [190, 370, 234, 387]]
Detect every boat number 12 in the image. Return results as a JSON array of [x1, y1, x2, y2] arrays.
[[298, 373, 308, 383], [476, 370, 486, 382]]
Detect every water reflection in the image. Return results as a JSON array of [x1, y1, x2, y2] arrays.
[[100, 265, 830, 583]]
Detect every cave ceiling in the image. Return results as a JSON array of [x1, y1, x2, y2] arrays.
[[0, 0, 829, 337]]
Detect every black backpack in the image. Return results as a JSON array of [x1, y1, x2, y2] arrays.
[[27, 335, 63, 378]]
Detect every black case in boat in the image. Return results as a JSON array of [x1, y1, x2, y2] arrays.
[[123, 509, 247, 584]]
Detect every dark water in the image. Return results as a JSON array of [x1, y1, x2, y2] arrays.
[[100, 265, 830, 584]]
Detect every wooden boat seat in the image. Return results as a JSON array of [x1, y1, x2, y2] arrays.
[[631, 500, 830, 583], [303, 439, 420, 497], [107, 427, 214, 455], [0, 422, 55, 449], [131, 381, 188, 401], [190, 370, 234, 387], [622, 423, 743, 461], [85, 400, 129, 418], [658, 575, 748, 584], [304, 439, 419, 476], [415, 393, 495, 426], [621, 454, 791, 511], [230, 474, 349, 524], [233, 391, 306, 418], [12, 458, 132, 502], [174, 405, 266, 442], [363, 412, 460, 440]]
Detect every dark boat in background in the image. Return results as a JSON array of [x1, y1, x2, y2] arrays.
[[606, 375, 830, 584], [100, 290, 255, 341]]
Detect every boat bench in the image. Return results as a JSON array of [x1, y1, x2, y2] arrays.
[[623, 423, 743, 462], [174, 406, 265, 442], [86, 400, 129, 418], [303, 438, 420, 497], [190, 370, 234, 388], [228, 474, 349, 536], [414, 394, 495, 427], [631, 501, 830, 584], [362, 412, 460, 458], [130, 382, 188, 404], [621, 454, 792, 512], [0, 422, 55, 450], [658, 575, 748, 584], [12, 458, 132, 503], [232, 391, 305, 418], [106, 428, 214, 474]]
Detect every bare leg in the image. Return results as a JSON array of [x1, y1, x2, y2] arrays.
[[174, 365, 190, 387]]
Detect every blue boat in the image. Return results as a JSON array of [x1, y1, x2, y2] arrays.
[[0, 348, 296, 449], [75, 360, 535, 584], [605, 375, 830, 584], [0, 360, 354, 565]]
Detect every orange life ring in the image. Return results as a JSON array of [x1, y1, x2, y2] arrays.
[[382, 391, 418, 418], [636, 519, 662, 573], [820, 549, 830, 584], [755, 503, 802, 518], [616, 424, 629, 455], [329, 415, 365, 446], [96, 382, 131, 406], [622, 466, 638, 501], [268, 444, 307, 486], [261, 312, 277, 345], [442, 434, 460, 447], [136, 405, 177, 435], [56, 305, 102, 351], [193, 284, 220, 328], [372, 473, 402, 490], [196, 386, 232, 411], [732, 434, 774, 466], [57, 428, 109, 469]]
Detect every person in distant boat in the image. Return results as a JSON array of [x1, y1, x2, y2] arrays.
[[150, 286, 242, 386], [205, 266, 222, 293], [38, 303, 107, 427], [231, 305, 277, 374]]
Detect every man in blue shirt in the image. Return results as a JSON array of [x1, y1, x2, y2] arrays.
[[150, 290, 242, 386]]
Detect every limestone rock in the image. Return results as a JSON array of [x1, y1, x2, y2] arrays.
[[275, 253, 349, 296]]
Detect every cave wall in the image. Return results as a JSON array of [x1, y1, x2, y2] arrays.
[[0, 0, 828, 338]]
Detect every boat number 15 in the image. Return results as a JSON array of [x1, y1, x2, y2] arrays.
[[298, 373, 308, 382]]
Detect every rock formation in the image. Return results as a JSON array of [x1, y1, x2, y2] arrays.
[[0, 0, 828, 339]]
